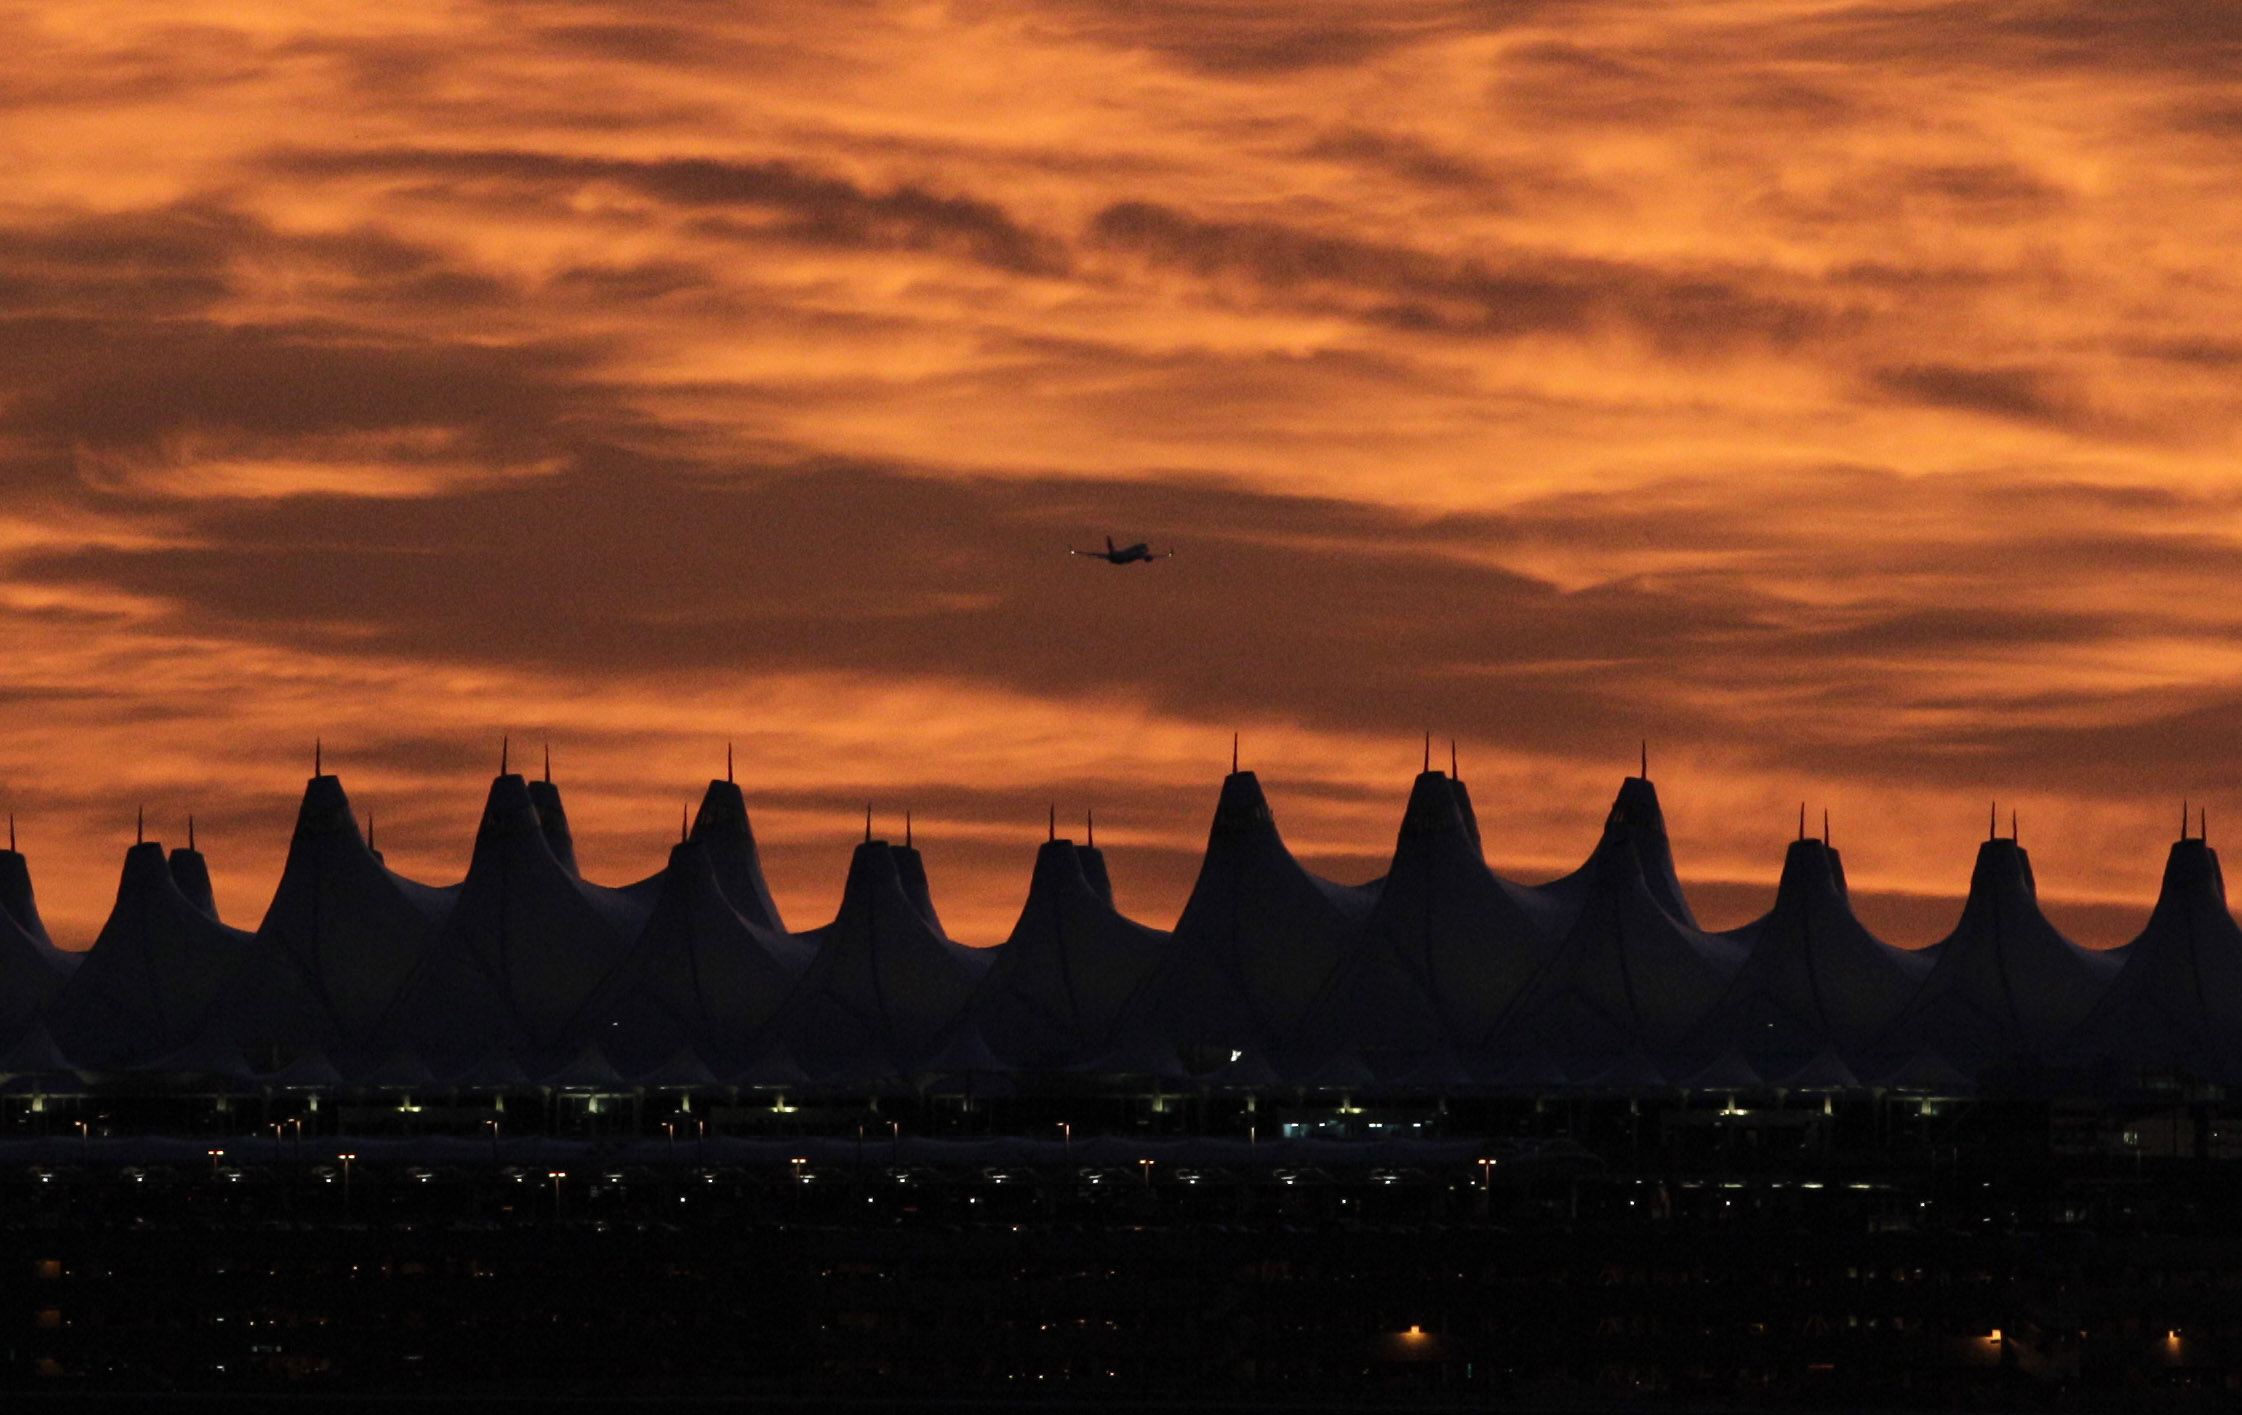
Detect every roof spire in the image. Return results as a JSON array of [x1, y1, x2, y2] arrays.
[[315, 737, 322, 776], [726, 741, 734, 784], [1049, 803, 1056, 842], [1822, 808, 1829, 847], [366, 810, 374, 851], [1086, 807, 1094, 848], [864, 803, 872, 844], [6, 813, 12, 852], [682, 804, 688, 844], [2011, 809, 2018, 842], [2183, 799, 2190, 841], [1231, 732, 1238, 774], [542, 740, 550, 784], [1423, 732, 1430, 773], [1989, 800, 1996, 842], [501, 736, 509, 776], [1640, 739, 1648, 779], [905, 810, 912, 848], [136, 805, 144, 846], [1449, 739, 1457, 779], [1799, 802, 1806, 842], [187, 814, 195, 851]]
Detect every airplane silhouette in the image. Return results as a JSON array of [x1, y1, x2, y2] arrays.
[[1071, 535, 1174, 564]]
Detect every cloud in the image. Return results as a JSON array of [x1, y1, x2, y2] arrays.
[[269, 146, 1067, 275]]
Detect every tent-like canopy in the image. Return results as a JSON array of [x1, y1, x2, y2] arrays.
[[375, 773, 645, 1070], [2065, 834, 2242, 1081], [1682, 836, 1930, 1077], [776, 838, 991, 1076], [571, 833, 812, 1073], [1301, 770, 1567, 1073], [1109, 771, 1378, 1069], [965, 837, 1171, 1070], [217, 773, 457, 1063], [1874, 836, 2121, 1073], [0, 843, 75, 1046], [1484, 777, 1744, 1076], [49, 840, 256, 1066]]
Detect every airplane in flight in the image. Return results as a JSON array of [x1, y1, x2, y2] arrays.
[[1071, 535, 1174, 564]]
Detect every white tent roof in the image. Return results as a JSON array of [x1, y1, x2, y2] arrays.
[[1876, 837, 2120, 1073], [1110, 771, 1377, 1064], [49, 840, 256, 1067], [776, 839, 988, 1072], [376, 773, 639, 1070], [218, 774, 456, 1061], [967, 837, 1170, 1069], [0, 847, 75, 1043], [1684, 837, 1928, 1074], [1484, 778, 1744, 1073], [2066, 836, 2242, 1079], [1301, 771, 1567, 1066], [570, 837, 810, 1073]]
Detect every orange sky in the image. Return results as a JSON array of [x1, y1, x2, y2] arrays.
[[1, 1, 2238, 949]]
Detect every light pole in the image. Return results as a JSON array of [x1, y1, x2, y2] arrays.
[[339, 1152, 357, 1214], [486, 1118, 500, 1164], [1139, 1158, 1154, 1188], [549, 1170, 565, 1218], [1058, 1122, 1072, 1167], [74, 1121, 88, 1164], [207, 1148, 224, 1180], [665, 1122, 677, 1165]]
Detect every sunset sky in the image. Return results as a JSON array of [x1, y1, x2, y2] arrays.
[[3, 1, 2239, 949]]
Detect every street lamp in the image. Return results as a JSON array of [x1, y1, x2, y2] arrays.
[[74, 1121, 88, 1163], [207, 1148, 224, 1179], [1058, 1122, 1072, 1166], [339, 1152, 357, 1214], [1139, 1158, 1154, 1187], [549, 1170, 565, 1216]]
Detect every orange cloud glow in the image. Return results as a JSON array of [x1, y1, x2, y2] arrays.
[[2, 1, 2240, 949]]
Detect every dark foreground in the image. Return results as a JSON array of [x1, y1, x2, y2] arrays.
[[6, 1121, 2242, 1413]]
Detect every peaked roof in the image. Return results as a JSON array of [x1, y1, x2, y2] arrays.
[[1301, 771, 1567, 1063], [2068, 836, 2242, 1079], [1685, 837, 1929, 1072], [1532, 775, 1699, 930], [1484, 777, 1744, 1070], [1111, 771, 1377, 1061], [776, 839, 989, 1072], [48, 840, 256, 1066], [168, 846, 219, 919], [570, 838, 812, 1073], [966, 837, 1171, 1069], [219, 774, 457, 1057], [0, 847, 76, 1043], [687, 778, 787, 932], [526, 777, 581, 877], [375, 773, 643, 1068], [1876, 837, 2120, 1072]]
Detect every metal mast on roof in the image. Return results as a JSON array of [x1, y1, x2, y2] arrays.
[[1086, 808, 1094, 847], [726, 742, 734, 784], [501, 736, 509, 776], [187, 814, 195, 851]]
